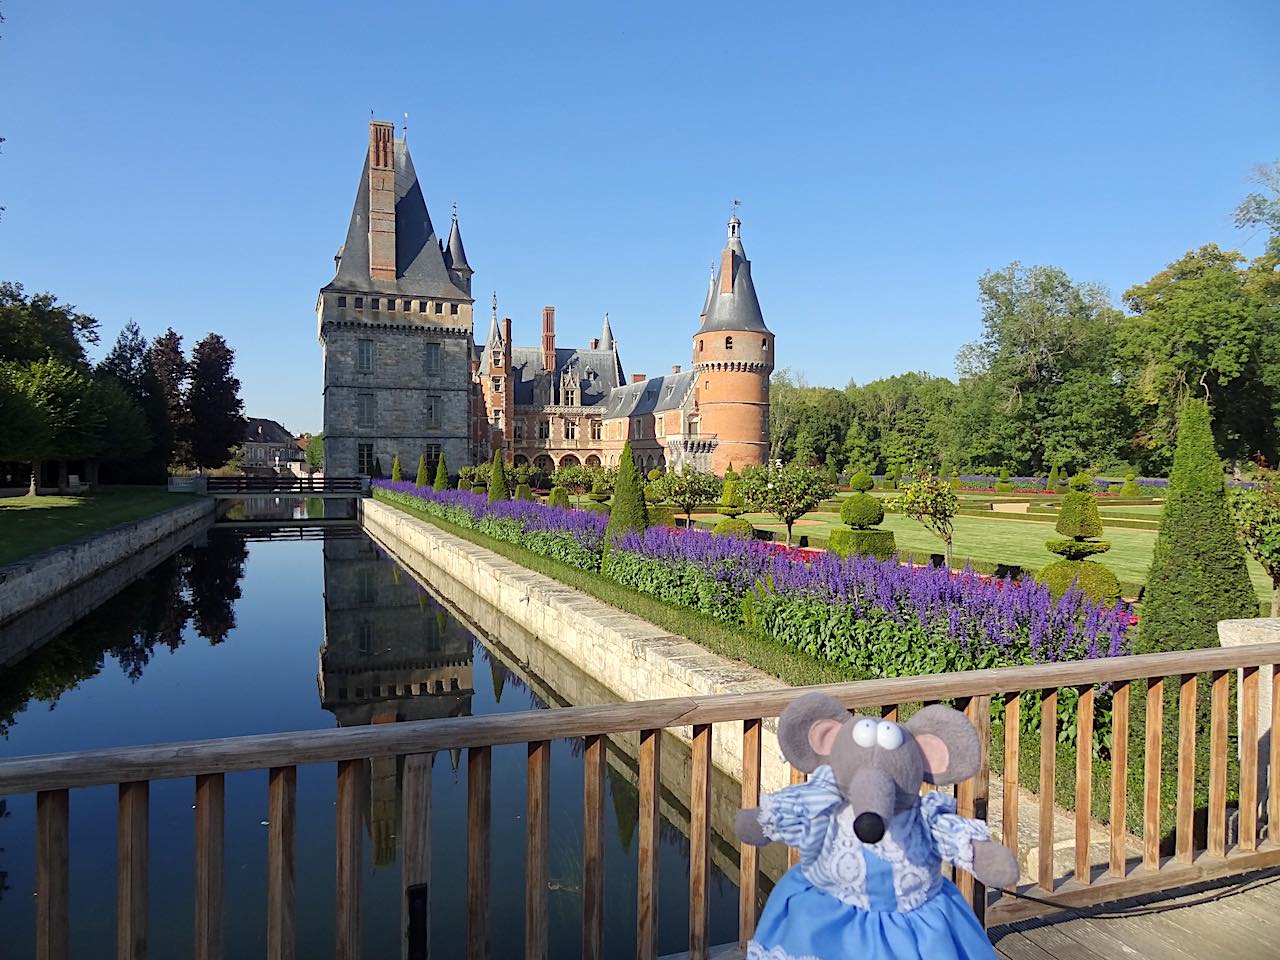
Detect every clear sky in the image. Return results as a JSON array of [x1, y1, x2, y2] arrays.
[[1, 1, 1275, 435]]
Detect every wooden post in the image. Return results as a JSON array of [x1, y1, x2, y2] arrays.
[[194, 773, 224, 960], [957, 696, 991, 922], [1175, 674, 1197, 864], [525, 741, 550, 960], [689, 724, 713, 959], [1109, 682, 1130, 877], [336, 759, 365, 960], [1074, 686, 1095, 886], [267, 766, 297, 960], [636, 729, 661, 960], [1037, 690, 1057, 892], [117, 781, 149, 960], [582, 735, 605, 960], [1001, 692, 1020, 895], [402, 754, 432, 960], [467, 746, 492, 960], [36, 789, 70, 960], [1143, 678, 1164, 872], [738, 719, 762, 950]]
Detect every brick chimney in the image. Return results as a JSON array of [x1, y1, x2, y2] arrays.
[[368, 121, 396, 281], [671, 364, 681, 374], [589, 338, 600, 350], [631, 373, 646, 384], [541, 306, 556, 373]]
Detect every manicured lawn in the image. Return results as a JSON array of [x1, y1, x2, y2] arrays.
[[736, 509, 1272, 609], [0, 486, 195, 566]]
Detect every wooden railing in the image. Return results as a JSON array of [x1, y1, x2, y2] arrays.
[[4, 642, 1280, 959], [205, 476, 364, 495]]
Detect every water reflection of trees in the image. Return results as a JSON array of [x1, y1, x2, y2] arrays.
[[0, 533, 249, 735]]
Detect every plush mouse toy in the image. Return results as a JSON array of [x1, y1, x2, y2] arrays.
[[735, 693, 1019, 960]]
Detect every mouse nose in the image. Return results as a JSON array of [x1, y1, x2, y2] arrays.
[[853, 812, 885, 844]]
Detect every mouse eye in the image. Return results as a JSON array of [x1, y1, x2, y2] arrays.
[[852, 718, 877, 748], [876, 721, 904, 750]]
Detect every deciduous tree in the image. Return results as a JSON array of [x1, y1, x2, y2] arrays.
[[651, 466, 721, 525], [739, 461, 833, 546]]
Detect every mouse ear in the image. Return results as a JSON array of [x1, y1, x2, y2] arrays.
[[905, 704, 979, 784], [778, 693, 850, 772]]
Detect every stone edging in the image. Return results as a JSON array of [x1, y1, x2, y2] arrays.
[[0, 497, 216, 626], [361, 496, 794, 791]]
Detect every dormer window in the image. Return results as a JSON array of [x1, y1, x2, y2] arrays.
[[492, 352, 501, 368], [725, 336, 734, 350]]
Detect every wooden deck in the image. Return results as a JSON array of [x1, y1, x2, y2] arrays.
[[990, 868, 1280, 959]]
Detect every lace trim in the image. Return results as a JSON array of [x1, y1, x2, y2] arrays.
[[746, 943, 822, 960]]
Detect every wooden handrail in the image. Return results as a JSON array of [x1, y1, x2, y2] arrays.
[[5, 641, 1280, 796]]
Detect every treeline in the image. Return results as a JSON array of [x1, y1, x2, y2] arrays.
[[774, 229, 1280, 477], [0, 282, 245, 492]]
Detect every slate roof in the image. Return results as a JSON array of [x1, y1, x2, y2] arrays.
[[600, 370, 696, 419], [444, 215, 470, 272], [699, 221, 769, 334], [506, 346, 625, 407], [244, 418, 297, 446], [323, 139, 469, 300]]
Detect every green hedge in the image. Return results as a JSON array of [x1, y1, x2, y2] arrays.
[[713, 517, 754, 539], [828, 528, 896, 560]]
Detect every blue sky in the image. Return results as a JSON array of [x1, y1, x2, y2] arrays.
[[1, 0, 1275, 435]]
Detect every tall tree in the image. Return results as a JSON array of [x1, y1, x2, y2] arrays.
[[98, 321, 171, 481], [0, 363, 46, 477], [305, 432, 324, 472], [0, 282, 99, 367], [9, 359, 102, 494], [186, 334, 244, 471], [148, 327, 191, 466]]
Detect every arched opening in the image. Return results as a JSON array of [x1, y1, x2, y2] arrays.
[[585, 455, 601, 467], [559, 454, 581, 468], [513, 454, 530, 467], [725, 336, 734, 350], [534, 455, 553, 474]]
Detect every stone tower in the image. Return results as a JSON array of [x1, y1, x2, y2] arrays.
[[691, 215, 773, 473], [317, 119, 475, 478]]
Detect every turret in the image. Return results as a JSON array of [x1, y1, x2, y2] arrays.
[[443, 205, 472, 295]]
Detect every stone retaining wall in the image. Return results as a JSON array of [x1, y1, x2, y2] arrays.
[[0, 498, 215, 626], [361, 496, 794, 792]]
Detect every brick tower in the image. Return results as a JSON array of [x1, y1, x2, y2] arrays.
[[691, 215, 773, 473]]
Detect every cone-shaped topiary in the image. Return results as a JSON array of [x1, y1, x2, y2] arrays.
[[713, 517, 753, 539], [1047, 463, 1060, 488], [433, 455, 449, 491], [487, 451, 510, 502], [606, 441, 649, 544], [718, 472, 745, 517], [391, 455, 403, 482], [1119, 473, 1141, 497], [849, 471, 874, 493], [1039, 472, 1119, 601], [999, 467, 1010, 482], [1140, 399, 1259, 652], [514, 483, 533, 501], [415, 455, 429, 487], [547, 486, 570, 509], [827, 461, 839, 486], [951, 473, 964, 491], [840, 492, 884, 529]]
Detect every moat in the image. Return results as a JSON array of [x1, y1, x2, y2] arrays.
[[0, 514, 743, 958]]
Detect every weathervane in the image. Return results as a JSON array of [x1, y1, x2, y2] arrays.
[[492, 291, 498, 320], [731, 198, 742, 219], [403, 112, 409, 138]]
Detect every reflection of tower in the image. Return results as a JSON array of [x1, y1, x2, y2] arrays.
[[319, 534, 474, 865]]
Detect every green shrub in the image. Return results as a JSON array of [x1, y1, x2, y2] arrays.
[[583, 502, 611, 516], [993, 481, 1013, 493], [718, 473, 745, 517], [998, 467, 1010, 482], [433, 455, 449, 491], [828, 528, 897, 561], [884, 469, 898, 490], [514, 483, 533, 501], [849, 471, 874, 493], [606, 440, 649, 543], [648, 505, 678, 527], [1044, 538, 1112, 560], [1068, 472, 1094, 493], [1141, 399, 1259, 652], [588, 480, 610, 503], [647, 468, 664, 483], [1119, 473, 1142, 497], [391, 455, 403, 482], [839, 492, 884, 529], [457, 478, 471, 492], [547, 486, 571, 509], [826, 461, 839, 486], [373, 457, 384, 479], [415, 455, 428, 487], [713, 517, 754, 539], [950, 474, 963, 491], [488, 451, 510, 502], [1055, 490, 1103, 539], [1047, 464, 1060, 488], [1038, 559, 1121, 604]]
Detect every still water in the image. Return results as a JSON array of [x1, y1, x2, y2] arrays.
[[0, 515, 742, 957]]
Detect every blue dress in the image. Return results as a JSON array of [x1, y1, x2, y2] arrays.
[[747, 766, 996, 960]]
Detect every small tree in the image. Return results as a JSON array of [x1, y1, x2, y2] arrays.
[[1233, 469, 1280, 617], [739, 461, 834, 546], [552, 463, 593, 508], [391, 454, 403, 482], [433, 454, 449, 491], [652, 466, 722, 526], [415, 455, 428, 487], [826, 460, 839, 486], [605, 441, 649, 543], [1141, 399, 1258, 652], [488, 451, 510, 502], [305, 432, 324, 472], [889, 471, 959, 566]]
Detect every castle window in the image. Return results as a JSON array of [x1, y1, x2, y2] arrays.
[[514, 421, 525, 440], [538, 420, 550, 440], [657, 415, 665, 435], [419, 301, 429, 313], [450, 303, 459, 315], [425, 443, 441, 465], [357, 339, 374, 373], [699, 339, 704, 352], [424, 342, 441, 374], [491, 377, 501, 393], [426, 395, 441, 428], [725, 336, 734, 350], [435, 302, 444, 314], [402, 299, 412, 312], [762, 338, 769, 350], [354, 296, 365, 309], [491, 351, 501, 368], [337, 296, 347, 308], [566, 420, 578, 440], [357, 568, 377, 604], [358, 620, 373, 656], [704, 380, 711, 391], [565, 385, 577, 405], [358, 442, 375, 474], [591, 420, 602, 441], [357, 393, 375, 428], [371, 298, 380, 311]]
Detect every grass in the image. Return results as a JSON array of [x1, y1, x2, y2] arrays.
[[0, 486, 195, 566], [374, 491, 861, 689]]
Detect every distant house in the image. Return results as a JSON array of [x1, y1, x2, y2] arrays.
[[243, 418, 305, 475]]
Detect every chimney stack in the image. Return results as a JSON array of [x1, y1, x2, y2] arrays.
[[589, 338, 600, 350], [671, 364, 681, 374], [368, 120, 397, 281], [631, 373, 646, 384], [541, 307, 556, 373]]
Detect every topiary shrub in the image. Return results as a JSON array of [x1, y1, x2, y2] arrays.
[[647, 468, 664, 483], [713, 517, 754, 539], [718, 472, 745, 517], [514, 483, 533, 501], [648, 505, 678, 527], [605, 440, 649, 544], [829, 528, 897, 561], [415, 455, 428, 488], [457, 477, 469, 491], [488, 451, 510, 502], [994, 481, 1013, 493], [391, 455, 403, 482], [999, 467, 1010, 482], [433, 455, 449, 491], [840, 492, 884, 529], [1046, 464, 1060, 488], [849, 471, 874, 493], [588, 480, 610, 503], [1119, 473, 1142, 497], [1140, 399, 1259, 652], [884, 469, 898, 490], [826, 461, 839, 486], [1037, 560, 1121, 604], [547, 486, 571, 509], [583, 502, 611, 516]]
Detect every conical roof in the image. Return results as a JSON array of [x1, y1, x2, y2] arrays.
[[699, 217, 769, 334], [445, 211, 470, 272], [600, 313, 615, 352]]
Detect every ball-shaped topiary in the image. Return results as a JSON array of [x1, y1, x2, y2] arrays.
[[840, 492, 884, 529], [1119, 473, 1142, 497], [547, 486, 571, 509], [713, 517, 754, 539], [849, 471, 874, 493], [994, 481, 1013, 493], [1038, 559, 1121, 604]]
